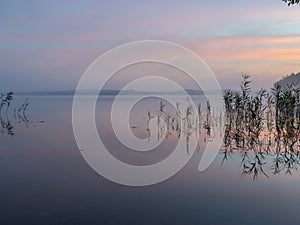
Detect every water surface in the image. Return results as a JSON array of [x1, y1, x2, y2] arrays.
[[0, 96, 299, 225]]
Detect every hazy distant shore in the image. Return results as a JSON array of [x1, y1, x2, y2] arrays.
[[15, 89, 224, 96]]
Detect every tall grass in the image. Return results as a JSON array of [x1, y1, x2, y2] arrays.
[[223, 75, 300, 179], [0, 92, 36, 135], [0, 92, 14, 135], [142, 75, 300, 179]]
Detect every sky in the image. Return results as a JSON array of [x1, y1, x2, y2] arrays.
[[0, 0, 300, 92]]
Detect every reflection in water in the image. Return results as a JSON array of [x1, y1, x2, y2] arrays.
[[0, 92, 14, 135], [134, 76, 300, 180], [1, 95, 300, 225], [0, 114, 14, 135], [222, 76, 300, 179], [0, 93, 43, 135], [14, 97, 30, 125], [222, 125, 300, 179], [4, 84, 300, 180], [133, 99, 222, 157]]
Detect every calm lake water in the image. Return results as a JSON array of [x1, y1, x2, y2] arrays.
[[1, 96, 300, 225]]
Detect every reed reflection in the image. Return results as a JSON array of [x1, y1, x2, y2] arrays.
[[135, 75, 300, 179], [133, 98, 221, 157], [222, 75, 300, 179], [0, 92, 43, 135], [0, 92, 14, 135]]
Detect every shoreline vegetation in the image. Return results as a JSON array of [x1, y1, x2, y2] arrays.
[[223, 75, 300, 178], [135, 74, 300, 179], [0, 92, 44, 135], [2, 73, 300, 178], [0, 92, 15, 135]]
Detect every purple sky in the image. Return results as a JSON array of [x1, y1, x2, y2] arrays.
[[0, 0, 300, 92]]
